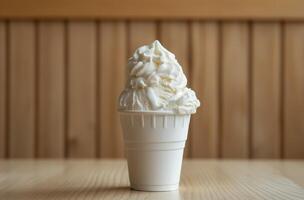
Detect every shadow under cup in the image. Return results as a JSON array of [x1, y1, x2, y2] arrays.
[[119, 111, 191, 192]]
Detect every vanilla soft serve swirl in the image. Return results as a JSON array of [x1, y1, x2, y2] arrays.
[[118, 40, 200, 114]]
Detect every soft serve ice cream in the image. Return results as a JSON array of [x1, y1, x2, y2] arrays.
[[119, 40, 200, 114]]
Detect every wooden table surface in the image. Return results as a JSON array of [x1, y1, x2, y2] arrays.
[[0, 159, 303, 200]]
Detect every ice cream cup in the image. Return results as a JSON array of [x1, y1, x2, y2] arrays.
[[119, 110, 191, 192]]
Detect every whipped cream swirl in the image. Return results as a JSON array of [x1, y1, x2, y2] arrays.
[[118, 40, 200, 114]]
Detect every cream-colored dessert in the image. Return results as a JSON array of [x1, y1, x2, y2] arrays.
[[118, 40, 200, 191], [119, 40, 200, 114]]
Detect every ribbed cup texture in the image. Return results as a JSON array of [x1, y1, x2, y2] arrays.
[[120, 113, 190, 129]]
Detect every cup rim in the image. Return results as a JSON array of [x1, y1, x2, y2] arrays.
[[117, 109, 190, 116]]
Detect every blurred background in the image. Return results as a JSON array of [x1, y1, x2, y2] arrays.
[[0, 0, 303, 159]]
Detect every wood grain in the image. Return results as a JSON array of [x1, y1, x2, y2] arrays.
[[128, 21, 157, 54], [284, 23, 304, 158], [67, 22, 96, 158], [190, 22, 220, 158], [252, 23, 281, 158], [221, 22, 250, 158], [272, 161, 304, 187], [99, 22, 126, 158], [1, 0, 304, 19], [8, 22, 36, 158], [37, 22, 65, 158], [0, 20, 303, 159], [159, 22, 190, 78], [159, 22, 191, 157], [0, 22, 6, 158], [0, 160, 303, 200]]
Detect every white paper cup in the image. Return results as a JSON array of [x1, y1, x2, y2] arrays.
[[119, 111, 191, 191]]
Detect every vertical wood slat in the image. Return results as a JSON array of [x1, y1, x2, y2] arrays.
[[0, 22, 6, 157], [9, 22, 36, 158], [129, 22, 157, 53], [159, 22, 191, 157], [221, 22, 250, 158], [284, 23, 304, 158], [159, 22, 190, 78], [67, 22, 96, 158], [99, 22, 126, 158], [38, 22, 65, 158], [252, 23, 281, 158], [190, 22, 220, 158]]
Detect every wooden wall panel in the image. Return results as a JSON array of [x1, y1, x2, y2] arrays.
[[0, 19, 303, 159], [37, 22, 65, 158], [221, 22, 250, 158], [190, 22, 220, 158], [99, 22, 126, 158], [159, 22, 190, 78], [159, 21, 192, 157], [67, 22, 96, 158], [252, 23, 281, 158], [9, 22, 36, 158], [129, 22, 157, 54], [284, 23, 304, 158], [0, 22, 6, 158]]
